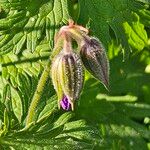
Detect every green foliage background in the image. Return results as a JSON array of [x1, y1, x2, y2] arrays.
[[0, 0, 150, 149]]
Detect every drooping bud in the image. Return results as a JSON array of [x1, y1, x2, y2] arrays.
[[51, 51, 84, 110], [80, 37, 109, 90]]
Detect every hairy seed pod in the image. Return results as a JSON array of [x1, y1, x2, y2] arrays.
[[51, 53, 64, 108], [51, 50, 84, 110], [80, 37, 109, 90]]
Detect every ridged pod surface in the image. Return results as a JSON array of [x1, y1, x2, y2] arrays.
[[51, 52, 64, 108], [80, 37, 109, 90], [51, 50, 84, 110]]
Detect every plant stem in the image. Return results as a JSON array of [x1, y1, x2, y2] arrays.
[[26, 60, 51, 126], [63, 33, 72, 53]]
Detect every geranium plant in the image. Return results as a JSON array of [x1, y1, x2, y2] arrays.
[[0, 0, 150, 149]]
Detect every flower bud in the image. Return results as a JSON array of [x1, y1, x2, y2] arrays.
[[51, 51, 84, 110], [80, 37, 109, 90]]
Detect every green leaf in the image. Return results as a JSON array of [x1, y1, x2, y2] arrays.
[[123, 14, 148, 51], [0, 74, 37, 124], [0, 41, 50, 86], [0, 0, 70, 55], [78, 0, 149, 58], [37, 95, 57, 121], [109, 53, 150, 96], [115, 103, 150, 118], [108, 124, 148, 150], [0, 117, 97, 150], [0, 1, 150, 149], [107, 112, 150, 139], [96, 94, 137, 102], [61, 120, 98, 141], [53, 112, 74, 128], [10, 85, 22, 123]]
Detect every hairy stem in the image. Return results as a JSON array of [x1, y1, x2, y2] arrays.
[[63, 33, 72, 53], [26, 60, 51, 126]]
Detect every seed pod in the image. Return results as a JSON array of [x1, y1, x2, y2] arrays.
[[51, 52, 64, 109], [51, 50, 84, 110], [80, 37, 109, 90]]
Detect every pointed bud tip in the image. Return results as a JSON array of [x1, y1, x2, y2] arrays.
[[103, 82, 110, 91], [102, 78, 110, 91], [70, 102, 74, 111]]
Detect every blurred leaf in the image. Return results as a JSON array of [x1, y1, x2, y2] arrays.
[[123, 14, 148, 51], [114, 103, 150, 118], [109, 54, 150, 97], [78, 0, 149, 58], [96, 94, 137, 102]]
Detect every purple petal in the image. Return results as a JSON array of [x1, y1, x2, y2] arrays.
[[60, 96, 71, 110]]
